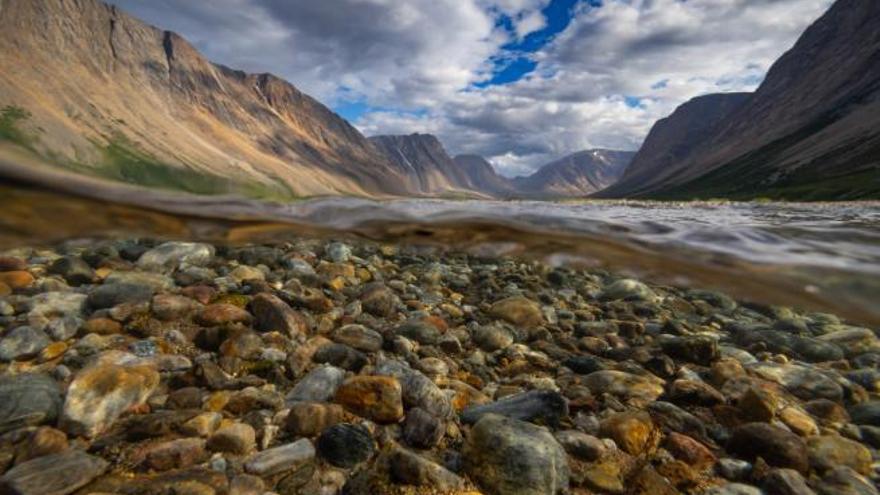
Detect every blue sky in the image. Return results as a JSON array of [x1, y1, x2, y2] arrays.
[[109, 0, 833, 176]]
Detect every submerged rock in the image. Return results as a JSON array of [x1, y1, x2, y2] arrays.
[[463, 414, 569, 495], [60, 351, 160, 438]]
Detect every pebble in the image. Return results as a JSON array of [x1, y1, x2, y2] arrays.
[[136, 242, 215, 270], [0, 326, 50, 361], [207, 422, 256, 455], [316, 423, 375, 468], [60, 352, 160, 438], [464, 414, 569, 495], [0, 236, 876, 494], [0, 450, 108, 495], [244, 438, 315, 477], [334, 375, 404, 423], [460, 389, 568, 426]]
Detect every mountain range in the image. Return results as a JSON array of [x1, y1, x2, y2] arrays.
[[0, 0, 877, 201], [600, 0, 880, 200]]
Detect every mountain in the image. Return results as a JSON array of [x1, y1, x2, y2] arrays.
[[600, 93, 750, 197], [452, 154, 515, 196], [601, 0, 880, 200], [369, 133, 518, 197], [0, 0, 410, 198], [514, 149, 635, 198]]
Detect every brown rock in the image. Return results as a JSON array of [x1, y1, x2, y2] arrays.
[[728, 423, 809, 473], [250, 293, 308, 338], [779, 407, 819, 437], [182, 285, 216, 305], [14, 427, 68, 464], [738, 386, 778, 422], [285, 402, 346, 437], [489, 296, 545, 327], [599, 411, 658, 455], [0, 282, 10, 296], [145, 438, 208, 471], [664, 432, 716, 470], [82, 318, 122, 336], [196, 304, 252, 327], [0, 257, 27, 272], [807, 434, 872, 475], [0, 271, 34, 290], [207, 423, 256, 455], [334, 376, 404, 423]]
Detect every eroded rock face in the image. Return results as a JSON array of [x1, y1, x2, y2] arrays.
[[464, 414, 569, 495], [60, 351, 160, 438]]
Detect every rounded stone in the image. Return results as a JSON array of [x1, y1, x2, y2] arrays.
[[463, 414, 569, 495], [316, 423, 375, 468], [334, 375, 404, 423], [727, 423, 809, 473]]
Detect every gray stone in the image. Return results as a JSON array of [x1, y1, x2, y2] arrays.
[[0, 373, 61, 433], [88, 282, 153, 309], [473, 325, 514, 352], [764, 468, 816, 495], [463, 414, 569, 495], [48, 256, 95, 286], [332, 324, 383, 352], [285, 365, 346, 404], [599, 278, 656, 301], [0, 450, 108, 495], [461, 389, 568, 427], [388, 446, 465, 491], [45, 315, 82, 341], [137, 242, 215, 270], [26, 292, 86, 331], [0, 326, 50, 361], [554, 430, 606, 461], [750, 362, 843, 401], [316, 423, 375, 468], [403, 407, 445, 449], [814, 466, 878, 495], [375, 360, 453, 418], [326, 242, 352, 263], [244, 438, 315, 477], [396, 320, 441, 345]]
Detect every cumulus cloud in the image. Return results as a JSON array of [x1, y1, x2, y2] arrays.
[[108, 0, 833, 176]]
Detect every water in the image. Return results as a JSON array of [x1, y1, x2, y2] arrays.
[[2, 146, 880, 325]]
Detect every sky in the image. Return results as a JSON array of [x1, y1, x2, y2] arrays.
[[108, 0, 833, 177]]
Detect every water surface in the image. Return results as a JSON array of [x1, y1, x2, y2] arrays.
[[2, 147, 879, 325]]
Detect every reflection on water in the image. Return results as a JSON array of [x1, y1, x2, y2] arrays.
[[2, 147, 880, 325]]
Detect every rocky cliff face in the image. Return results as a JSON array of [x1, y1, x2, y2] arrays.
[[368, 134, 482, 195], [602, 0, 880, 200], [0, 0, 408, 197], [599, 94, 750, 198], [514, 150, 635, 198]]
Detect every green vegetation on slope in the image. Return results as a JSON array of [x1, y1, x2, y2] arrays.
[[0, 108, 297, 201]]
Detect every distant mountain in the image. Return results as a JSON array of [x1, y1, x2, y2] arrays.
[[514, 149, 635, 197], [600, 0, 880, 200], [452, 154, 515, 196], [600, 93, 750, 197], [368, 134, 481, 195], [0, 0, 410, 198]]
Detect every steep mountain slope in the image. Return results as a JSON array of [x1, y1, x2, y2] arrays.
[[514, 149, 635, 197], [604, 0, 880, 200], [0, 0, 409, 198], [452, 154, 515, 196], [369, 134, 486, 195], [599, 93, 750, 197]]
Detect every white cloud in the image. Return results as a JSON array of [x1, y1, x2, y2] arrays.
[[108, 0, 834, 176]]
